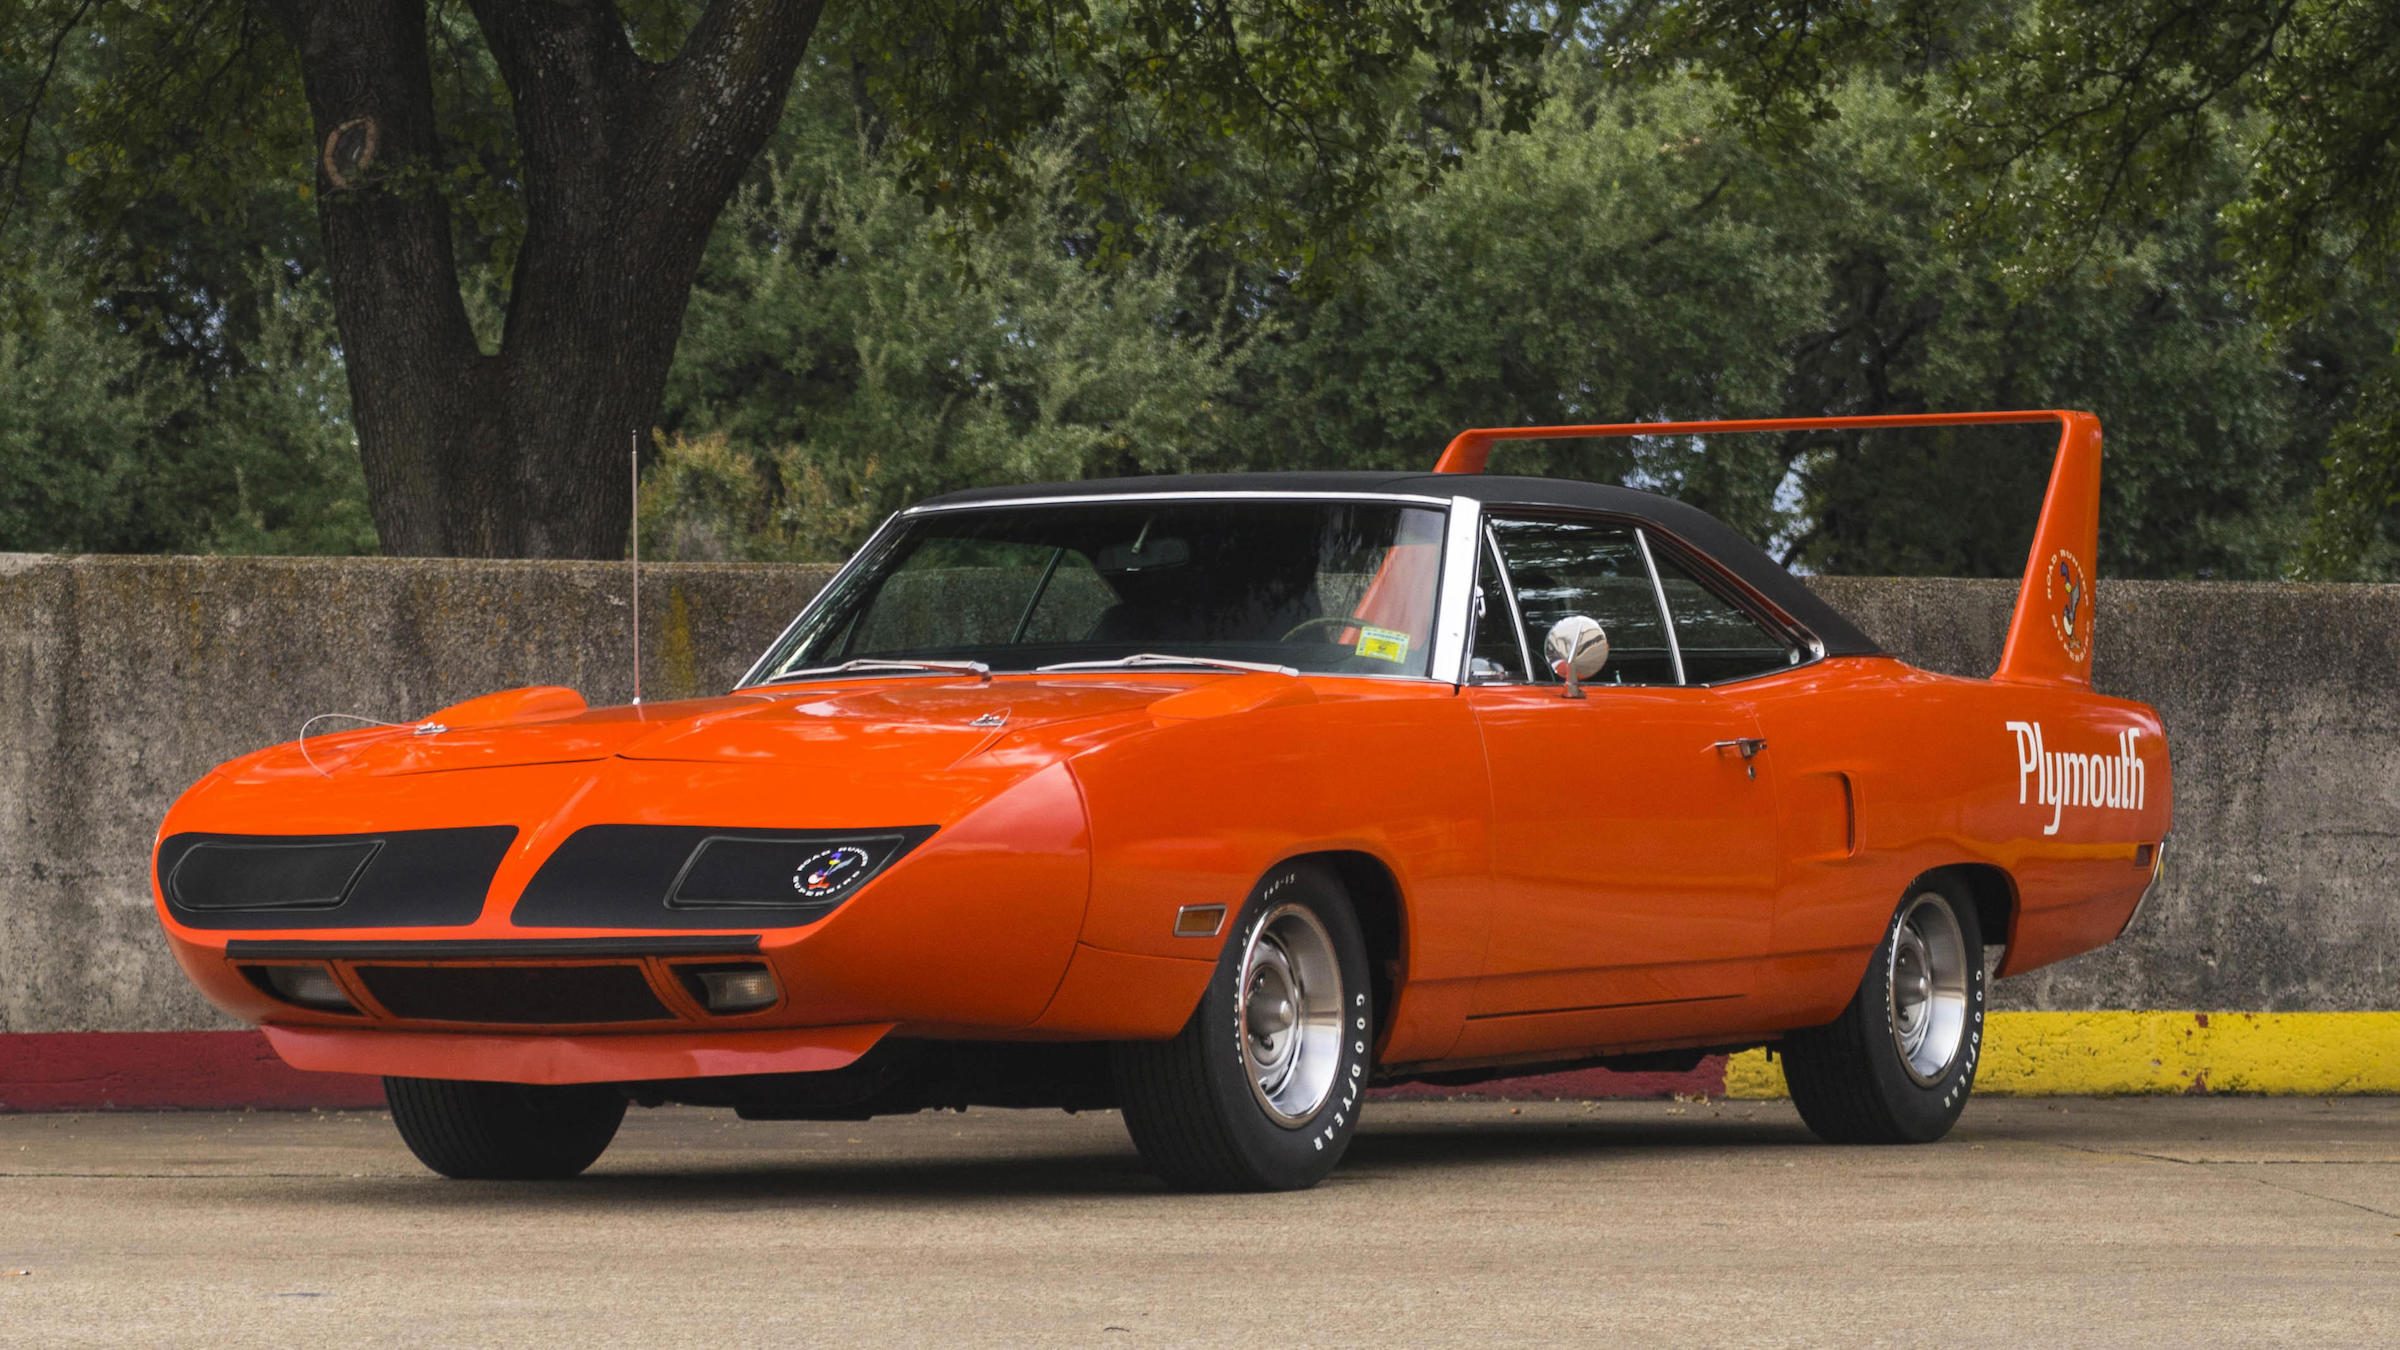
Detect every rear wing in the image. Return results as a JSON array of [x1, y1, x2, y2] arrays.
[[1434, 410, 2104, 689]]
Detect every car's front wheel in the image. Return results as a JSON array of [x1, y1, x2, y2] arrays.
[[1112, 861, 1374, 1191], [384, 1077, 626, 1179], [1780, 876, 1986, 1144]]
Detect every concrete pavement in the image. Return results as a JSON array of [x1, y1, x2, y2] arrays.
[[1, 1097, 2395, 1347]]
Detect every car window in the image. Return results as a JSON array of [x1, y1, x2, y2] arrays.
[[1486, 516, 1677, 686], [1468, 533, 1529, 682], [849, 538, 1069, 651], [1651, 552, 1804, 683], [1014, 550, 1115, 643], [765, 500, 1450, 680]]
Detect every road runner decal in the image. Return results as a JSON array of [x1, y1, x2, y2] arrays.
[[793, 845, 874, 899], [2007, 720, 2147, 835], [2047, 548, 2091, 662]]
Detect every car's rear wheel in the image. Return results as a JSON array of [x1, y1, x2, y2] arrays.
[[384, 1077, 626, 1179], [1112, 861, 1374, 1191], [1780, 876, 1985, 1144]]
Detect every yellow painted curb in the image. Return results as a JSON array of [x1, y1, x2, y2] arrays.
[[1724, 1011, 2400, 1098]]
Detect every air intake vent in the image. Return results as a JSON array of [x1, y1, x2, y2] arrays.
[[171, 841, 380, 911], [513, 824, 936, 929], [353, 964, 673, 1025], [158, 827, 517, 930]]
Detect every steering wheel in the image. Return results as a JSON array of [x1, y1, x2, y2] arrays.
[[1279, 616, 1363, 644]]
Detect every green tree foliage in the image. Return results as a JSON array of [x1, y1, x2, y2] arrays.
[[0, 3, 370, 555], [1643, 0, 2400, 575], [0, 232, 372, 556], [1223, 72, 1826, 545], [584, 50, 2394, 578], [645, 103, 1251, 561], [1222, 67, 2378, 577], [5, 5, 2396, 580], [5, 0, 1549, 559]]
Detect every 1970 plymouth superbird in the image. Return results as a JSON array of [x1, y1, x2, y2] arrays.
[[152, 411, 2169, 1190]]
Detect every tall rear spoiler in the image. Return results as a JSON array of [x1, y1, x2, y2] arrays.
[[1434, 410, 2104, 689]]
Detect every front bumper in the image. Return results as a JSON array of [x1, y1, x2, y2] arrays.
[[262, 1020, 894, 1085], [158, 760, 1108, 1055]]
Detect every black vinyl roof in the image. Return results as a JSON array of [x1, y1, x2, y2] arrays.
[[917, 471, 1879, 657]]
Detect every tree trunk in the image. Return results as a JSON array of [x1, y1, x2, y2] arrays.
[[265, 0, 824, 558]]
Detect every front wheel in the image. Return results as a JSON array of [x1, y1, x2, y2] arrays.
[[1781, 877, 1986, 1144], [1112, 861, 1375, 1191], [384, 1077, 626, 1179]]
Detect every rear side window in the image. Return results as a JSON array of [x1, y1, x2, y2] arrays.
[[1651, 552, 1804, 683], [1486, 516, 1677, 686]]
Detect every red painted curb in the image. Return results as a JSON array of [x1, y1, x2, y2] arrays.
[[0, 1031, 1722, 1111], [0, 1031, 384, 1112]]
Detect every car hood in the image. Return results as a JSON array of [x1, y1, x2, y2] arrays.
[[616, 678, 1190, 769], [226, 673, 1300, 784]]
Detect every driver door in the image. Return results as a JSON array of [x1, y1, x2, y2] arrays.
[[1461, 515, 1779, 1055]]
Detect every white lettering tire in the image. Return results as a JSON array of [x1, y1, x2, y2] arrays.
[[1111, 861, 1375, 1191], [1780, 876, 1986, 1144]]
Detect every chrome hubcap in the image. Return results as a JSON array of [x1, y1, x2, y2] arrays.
[[1888, 892, 1970, 1085], [1239, 904, 1343, 1126]]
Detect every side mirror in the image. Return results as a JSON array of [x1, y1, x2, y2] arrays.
[[1544, 616, 1610, 700]]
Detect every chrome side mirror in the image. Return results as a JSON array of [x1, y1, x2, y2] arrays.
[[1544, 616, 1610, 700]]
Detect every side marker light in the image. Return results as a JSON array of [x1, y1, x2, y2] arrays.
[[1173, 905, 1228, 938]]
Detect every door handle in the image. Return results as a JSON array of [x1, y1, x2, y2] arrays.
[[1710, 737, 1768, 760]]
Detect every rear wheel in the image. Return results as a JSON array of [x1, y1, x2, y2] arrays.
[[384, 1077, 626, 1179], [1112, 861, 1374, 1191], [1781, 877, 1985, 1144]]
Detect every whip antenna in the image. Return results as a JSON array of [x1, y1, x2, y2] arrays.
[[630, 428, 643, 706]]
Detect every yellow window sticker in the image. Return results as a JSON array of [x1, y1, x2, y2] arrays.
[[1355, 626, 1411, 663]]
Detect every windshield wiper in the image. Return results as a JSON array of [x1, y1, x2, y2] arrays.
[[1035, 653, 1298, 677], [767, 658, 991, 685]]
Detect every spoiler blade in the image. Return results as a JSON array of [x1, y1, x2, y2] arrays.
[[1991, 412, 2101, 688], [1433, 409, 2104, 689]]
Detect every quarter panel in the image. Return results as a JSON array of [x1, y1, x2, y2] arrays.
[[1738, 656, 2172, 1023]]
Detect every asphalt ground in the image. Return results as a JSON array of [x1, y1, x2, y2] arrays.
[[1, 1097, 2394, 1348]]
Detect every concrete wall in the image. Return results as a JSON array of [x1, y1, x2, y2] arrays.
[[2, 554, 2393, 1034], [0, 555, 833, 1034]]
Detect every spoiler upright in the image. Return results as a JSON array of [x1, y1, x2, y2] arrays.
[[1434, 410, 2104, 689]]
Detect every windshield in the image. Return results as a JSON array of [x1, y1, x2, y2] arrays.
[[754, 499, 1449, 681]]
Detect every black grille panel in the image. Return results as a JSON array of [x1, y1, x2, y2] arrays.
[[171, 840, 380, 911], [513, 824, 935, 929], [158, 827, 517, 930], [353, 963, 673, 1025]]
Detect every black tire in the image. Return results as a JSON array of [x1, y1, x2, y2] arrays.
[[1781, 875, 1986, 1144], [1112, 861, 1375, 1192], [384, 1077, 627, 1180]]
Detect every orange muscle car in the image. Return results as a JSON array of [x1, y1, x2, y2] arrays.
[[152, 411, 2170, 1190]]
